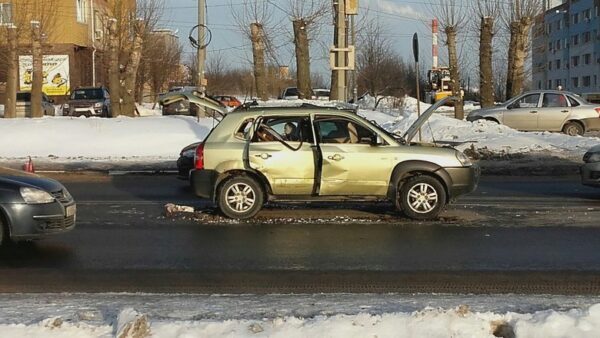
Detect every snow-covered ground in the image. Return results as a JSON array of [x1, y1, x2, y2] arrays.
[[0, 97, 598, 169], [1, 293, 600, 337]]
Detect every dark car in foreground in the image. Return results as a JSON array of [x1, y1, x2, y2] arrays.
[[177, 142, 201, 179], [0, 167, 76, 244], [63, 87, 111, 117], [582, 145, 600, 187]]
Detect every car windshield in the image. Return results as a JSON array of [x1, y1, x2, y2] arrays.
[[284, 88, 299, 96], [71, 88, 103, 100]]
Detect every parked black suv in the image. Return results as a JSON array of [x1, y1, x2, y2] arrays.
[[63, 87, 111, 117]]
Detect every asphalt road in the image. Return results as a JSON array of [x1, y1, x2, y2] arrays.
[[1, 174, 600, 294]]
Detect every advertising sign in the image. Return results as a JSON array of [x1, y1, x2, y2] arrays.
[[19, 55, 70, 96]]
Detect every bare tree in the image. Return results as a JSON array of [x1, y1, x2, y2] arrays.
[[139, 31, 182, 104], [475, 0, 501, 108], [2, 25, 18, 118], [105, 0, 163, 116], [232, 1, 279, 101], [431, 0, 467, 119], [504, 0, 542, 99], [356, 18, 416, 109], [283, 0, 329, 99]]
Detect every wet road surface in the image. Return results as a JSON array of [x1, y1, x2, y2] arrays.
[[0, 174, 599, 294]]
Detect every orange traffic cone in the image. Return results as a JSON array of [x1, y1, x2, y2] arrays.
[[23, 156, 35, 173]]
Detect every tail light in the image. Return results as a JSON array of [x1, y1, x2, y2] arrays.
[[595, 108, 600, 117], [194, 143, 205, 170]]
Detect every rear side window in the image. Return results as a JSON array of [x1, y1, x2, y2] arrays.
[[567, 96, 580, 107], [542, 94, 568, 108], [235, 118, 254, 140], [253, 116, 314, 143]]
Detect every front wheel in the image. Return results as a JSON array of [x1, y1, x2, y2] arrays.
[[397, 175, 447, 220], [217, 176, 264, 219]]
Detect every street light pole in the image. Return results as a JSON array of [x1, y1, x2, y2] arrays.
[[197, 0, 206, 92]]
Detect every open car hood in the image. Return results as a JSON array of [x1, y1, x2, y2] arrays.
[[403, 96, 458, 144], [160, 91, 228, 116]]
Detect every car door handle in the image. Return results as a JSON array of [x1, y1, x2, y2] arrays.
[[529, 110, 538, 114], [254, 153, 272, 159], [561, 110, 569, 113], [327, 154, 344, 161]]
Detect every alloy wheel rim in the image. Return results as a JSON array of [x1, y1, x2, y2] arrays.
[[566, 126, 579, 136], [407, 183, 439, 214], [225, 183, 256, 213]]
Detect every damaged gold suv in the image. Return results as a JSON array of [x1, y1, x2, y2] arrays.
[[163, 93, 479, 220]]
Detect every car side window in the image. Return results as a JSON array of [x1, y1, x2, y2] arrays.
[[542, 94, 568, 108], [567, 96, 580, 107], [316, 117, 375, 144], [512, 94, 540, 109], [235, 118, 254, 140], [252, 116, 314, 143]]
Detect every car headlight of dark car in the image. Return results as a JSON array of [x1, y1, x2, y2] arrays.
[[583, 152, 600, 163], [19, 187, 55, 204]]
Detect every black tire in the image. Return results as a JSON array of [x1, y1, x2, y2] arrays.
[[397, 175, 447, 220], [563, 121, 584, 136], [217, 175, 264, 219], [0, 212, 7, 246]]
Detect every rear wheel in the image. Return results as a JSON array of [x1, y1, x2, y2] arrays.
[[397, 175, 447, 220], [217, 176, 264, 219], [562, 122, 584, 136]]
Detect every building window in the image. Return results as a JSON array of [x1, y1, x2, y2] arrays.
[[572, 55, 580, 67], [556, 59, 561, 69], [548, 61, 552, 70], [584, 54, 591, 65], [583, 31, 591, 43], [572, 13, 579, 24], [572, 34, 579, 45], [548, 80, 552, 89], [76, 0, 87, 23], [583, 76, 591, 87], [572, 77, 579, 88], [584, 9, 591, 20], [0, 3, 12, 25]]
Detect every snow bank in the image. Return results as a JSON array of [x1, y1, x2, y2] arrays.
[[3, 304, 600, 337], [0, 116, 213, 160]]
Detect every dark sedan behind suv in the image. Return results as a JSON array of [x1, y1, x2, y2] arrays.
[[0, 167, 76, 244], [63, 87, 111, 117]]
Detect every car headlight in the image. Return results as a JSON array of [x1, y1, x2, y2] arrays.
[[584, 153, 600, 163], [94, 102, 103, 108], [456, 151, 472, 166], [63, 103, 69, 109], [20, 187, 55, 204]]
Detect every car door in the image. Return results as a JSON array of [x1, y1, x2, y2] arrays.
[[247, 115, 316, 195], [538, 93, 570, 131], [315, 115, 391, 196], [503, 93, 541, 130]]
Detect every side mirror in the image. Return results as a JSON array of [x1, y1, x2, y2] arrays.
[[368, 134, 384, 146]]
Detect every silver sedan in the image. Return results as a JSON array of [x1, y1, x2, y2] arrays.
[[582, 145, 600, 188], [467, 90, 600, 136]]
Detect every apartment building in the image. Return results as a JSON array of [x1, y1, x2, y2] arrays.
[[532, 0, 600, 95], [0, 0, 131, 98]]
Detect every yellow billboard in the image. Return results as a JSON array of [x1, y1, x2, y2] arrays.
[[19, 55, 70, 96]]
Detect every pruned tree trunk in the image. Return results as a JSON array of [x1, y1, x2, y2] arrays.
[[479, 16, 495, 108], [4, 26, 18, 119], [329, 7, 339, 101], [513, 17, 532, 98], [505, 21, 519, 100], [445, 26, 464, 120], [250, 22, 268, 101], [108, 20, 121, 117], [31, 23, 43, 118], [121, 21, 145, 117], [293, 19, 312, 99]]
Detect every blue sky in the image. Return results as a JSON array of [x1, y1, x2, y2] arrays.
[[160, 0, 434, 76]]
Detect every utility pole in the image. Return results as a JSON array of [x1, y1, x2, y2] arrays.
[[197, 0, 206, 92], [350, 14, 357, 102], [5, 25, 18, 119], [31, 21, 43, 118], [335, 0, 346, 102]]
